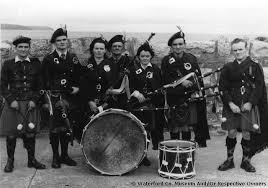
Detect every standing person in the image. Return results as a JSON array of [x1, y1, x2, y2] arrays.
[[0, 36, 46, 172], [106, 35, 132, 109], [161, 29, 210, 147], [218, 38, 267, 172], [42, 28, 81, 168], [76, 37, 112, 140], [128, 42, 164, 166], [80, 37, 112, 117]]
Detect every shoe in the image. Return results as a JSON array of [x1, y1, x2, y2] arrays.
[[197, 140, 207, 148], [140, 156, 151, 166], [240, 161, 256, 173], [218, 159, 234, 171], [4, 158, 14, 173], [51, 156, 61, 168], [28, 159, 46, 169], [60, 155, 77, 166]]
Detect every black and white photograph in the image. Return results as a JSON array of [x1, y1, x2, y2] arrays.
[[1, 0, 268, 187]]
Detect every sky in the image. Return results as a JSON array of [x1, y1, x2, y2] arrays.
[[1, 0, 268, 35]]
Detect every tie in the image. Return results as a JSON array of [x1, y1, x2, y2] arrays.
[[60, 54, 66, 60]]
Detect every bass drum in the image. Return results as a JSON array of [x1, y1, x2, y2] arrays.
[[81, 108, 148, 175]]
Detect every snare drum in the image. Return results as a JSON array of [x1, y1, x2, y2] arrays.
[[158, 140, 196, 179], [81, 108, 148, 175]]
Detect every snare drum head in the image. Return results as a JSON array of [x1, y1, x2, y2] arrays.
[[81, 109, 147, 175]]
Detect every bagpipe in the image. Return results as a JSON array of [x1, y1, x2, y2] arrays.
[[105, 32, 157, 105], [139, 67, 225, 123], [40, 88, 74, 145]]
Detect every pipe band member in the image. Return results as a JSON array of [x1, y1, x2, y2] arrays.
[[1, 36, 46, 172], [42, 28, 83, 168], [161, 29, 210, 147], [128, 42, 164, 165], [106, 34, 133, 109], [218, 38, 267, 173]]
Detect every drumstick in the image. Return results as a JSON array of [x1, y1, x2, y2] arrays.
[[221, 113, 259, 130], [239, 112, 259, 130], [16, 108, 34, 130]]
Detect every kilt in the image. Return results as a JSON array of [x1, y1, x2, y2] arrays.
[[221, 105, 260, 133], [0, 100, 40, 136]]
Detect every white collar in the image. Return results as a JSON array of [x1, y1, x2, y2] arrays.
[[141, 62, 152, 70], [15, 56, 30, 63], [56, 49, 67, 57]]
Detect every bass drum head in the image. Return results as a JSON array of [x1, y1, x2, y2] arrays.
[[81, 109, 147, 175]]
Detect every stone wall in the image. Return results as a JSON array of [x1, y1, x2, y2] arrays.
[[1, 36, 268, 76]]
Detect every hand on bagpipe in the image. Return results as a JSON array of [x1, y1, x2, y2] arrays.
[[144, 67, 224, 109]]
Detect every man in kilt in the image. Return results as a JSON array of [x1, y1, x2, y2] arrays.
[[161, 29, 210, 147], [0, 36, 46, 172], [218, 38, 268, 172], [42, 28, 83, 168]]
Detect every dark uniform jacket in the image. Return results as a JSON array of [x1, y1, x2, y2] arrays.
[[1, 57, 42, 104], [128, 62, 164, 131], [219, 57, 264, 131], [219, 57, 263, 108], [80, 57, 114, 108], [42, 50, 83, 132], [161, 52, 203, 105], [42, 50, 81, 93], [107, 55, 132, 88], [107, 55, 133, 109], [129, 63, 163, 106], [161, 52, 210, 146]]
